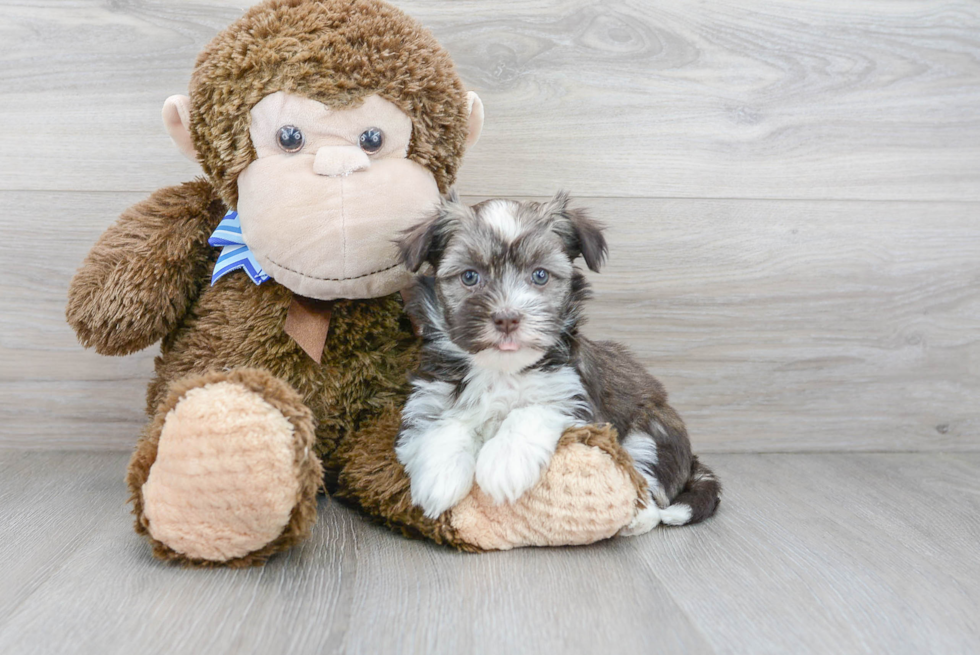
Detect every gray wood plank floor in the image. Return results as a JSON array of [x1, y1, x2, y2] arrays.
[[1, 450, 977, 655]]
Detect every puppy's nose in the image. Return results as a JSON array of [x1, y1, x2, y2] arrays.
[[492, 311, 521, 335], [313, 146, 370, 177]]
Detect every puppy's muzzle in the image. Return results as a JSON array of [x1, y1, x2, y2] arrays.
[[492, 311, 521, 336]]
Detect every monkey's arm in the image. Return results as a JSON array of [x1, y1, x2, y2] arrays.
[[67, 179, 225, 356]]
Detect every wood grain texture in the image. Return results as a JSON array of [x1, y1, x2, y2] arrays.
[[4, 2, 978, 652], [1, 450, 977, 654], [0, 190, 157, 449], [3, 190, 977, 451], [581, 196, 980, 452], [0, 451, 130, 617], [0, 0, 978, 199], [620, 452, 980, 655]]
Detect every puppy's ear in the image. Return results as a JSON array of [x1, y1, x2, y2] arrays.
[[546, 191, 608, 272], [396, 190, 466, 272], [397, 216, 442, 273]]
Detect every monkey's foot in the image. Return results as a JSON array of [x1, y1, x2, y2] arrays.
[[449, 425, 646, 550], [128, 369, 322, 566]]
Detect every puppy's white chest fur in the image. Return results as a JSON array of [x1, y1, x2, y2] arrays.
[[397, 364, 591, 517], [454, 365, 587, 440]]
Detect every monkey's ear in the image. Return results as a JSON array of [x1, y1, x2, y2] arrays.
[[465, 92, 484, 149], [547, 191, 608, 273], [397, 191, 467, 272], [162, 95, 198, 162]]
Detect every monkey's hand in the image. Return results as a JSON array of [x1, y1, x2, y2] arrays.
[[67, 179, 225, 356], [450, 424, 645, 549], [330, 408, 645, 552]]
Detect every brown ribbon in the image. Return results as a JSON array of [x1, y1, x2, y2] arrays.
[[285, 290, 420, 363], [284, 295, 334, 364]]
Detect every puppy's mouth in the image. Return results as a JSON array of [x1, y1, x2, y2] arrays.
[[495, 339, 522, 352], [470, 336, 546, 372], [482, 330, 551, 354]]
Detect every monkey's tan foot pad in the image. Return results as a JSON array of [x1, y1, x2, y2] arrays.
[[137, 371, 320, 564], [449, 424, 646, 550]]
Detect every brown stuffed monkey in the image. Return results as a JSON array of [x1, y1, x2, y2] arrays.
[[66, 0, 645, 566]]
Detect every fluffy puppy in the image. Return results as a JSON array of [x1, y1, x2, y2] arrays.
[[394, 192, 721, 534]]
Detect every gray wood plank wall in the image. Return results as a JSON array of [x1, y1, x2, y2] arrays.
[[1, 0, 977, 451]]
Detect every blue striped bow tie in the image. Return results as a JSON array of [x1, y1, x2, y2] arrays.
[[208, 210, 271, 286]]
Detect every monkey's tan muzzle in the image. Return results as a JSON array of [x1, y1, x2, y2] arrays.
[[313, 146, 371, 177], [236, 156, 440, 300]]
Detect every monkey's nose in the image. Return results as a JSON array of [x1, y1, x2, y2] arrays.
[[492, 311, 521, 336], [313, 146, 370, 177]]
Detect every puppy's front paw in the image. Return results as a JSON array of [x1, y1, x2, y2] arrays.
[[475, 428, 556, 505], [407, 452, 476, 520]]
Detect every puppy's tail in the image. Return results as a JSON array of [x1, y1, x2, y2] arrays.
[[660, 456, 722, 526]]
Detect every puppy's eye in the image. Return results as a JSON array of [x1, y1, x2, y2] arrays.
[[531, 268, 550, 285], [460, 270, 480, 287], [358, 127, 384, 154], [276, 125, 304, 153]]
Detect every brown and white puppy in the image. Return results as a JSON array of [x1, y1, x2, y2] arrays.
[[395, 192, 721, 533]]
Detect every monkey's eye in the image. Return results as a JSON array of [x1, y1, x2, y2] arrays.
[[460, 270, 480, 287], [531, 268, 550, 285], [276, 125, 305, 153], [358, 127, 385, 154]]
